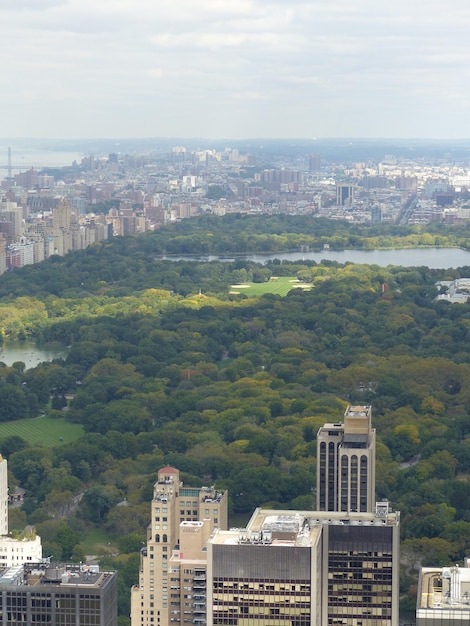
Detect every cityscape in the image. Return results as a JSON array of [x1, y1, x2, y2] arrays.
[[1, 140, 470, 271], [0, 139, 467, 625], [1, 0, 470, 623]]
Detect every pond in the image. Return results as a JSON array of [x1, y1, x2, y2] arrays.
[[0, 340, 68, 369]]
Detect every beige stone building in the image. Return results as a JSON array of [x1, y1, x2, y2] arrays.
[[130, 467, 228, 626]]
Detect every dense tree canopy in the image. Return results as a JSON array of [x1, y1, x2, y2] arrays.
[[0, 215, 469, 621]]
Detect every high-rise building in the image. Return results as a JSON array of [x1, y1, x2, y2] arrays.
[[133, 407, 399, 626], [416, 562, 470, 625], [0, 457, 7, 536], [0, 561, 117, 625], [317, 405, 376, 513], [130, 467, 228, 626], [371, 205, 383, 225], [208, 504, 400, 626], [309, 153, 321, 172], [336, 183, 355, 206]]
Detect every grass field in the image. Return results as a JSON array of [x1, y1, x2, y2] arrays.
[[81, 528, 117, 557], [0, 416, 84, 447], [230, 276, 312, 297]]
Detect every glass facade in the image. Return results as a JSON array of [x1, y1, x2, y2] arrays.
[[212, 544, 312, 626], [327, 526, 394, 626]]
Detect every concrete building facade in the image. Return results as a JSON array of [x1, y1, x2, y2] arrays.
[[0, 562, 117, 626], [208, 504, 400, 626]]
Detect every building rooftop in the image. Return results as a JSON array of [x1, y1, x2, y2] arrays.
[[212, 504, 399, 548], [0, 562, 115, 590], [418, 564, 470, 610]]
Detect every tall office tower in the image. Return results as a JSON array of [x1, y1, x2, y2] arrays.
[[0, 561, 117, 625], [208, 504, 400, 626], [131, 467, 228, 626], [370, 205, 383, 225], [317, 405, 376, 513], [309, 153, 321, 172], [336, 183, 355, 206], [416, 562, 470, 625]]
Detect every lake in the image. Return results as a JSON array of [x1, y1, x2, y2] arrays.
[[0, 340, 68, 369], [3, 247, 470, 370], [161, 247, 470, 269]]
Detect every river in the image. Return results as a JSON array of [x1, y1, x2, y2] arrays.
[[161, 247, 470, 269]]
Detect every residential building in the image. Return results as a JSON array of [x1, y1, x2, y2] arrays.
[[130, 466, 228, 626], [317, 405, 376, 513], [0, 561, 117, 626], [0, 454, 42, 568]]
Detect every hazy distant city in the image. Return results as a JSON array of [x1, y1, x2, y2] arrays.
[[0, 138, 469, 271]]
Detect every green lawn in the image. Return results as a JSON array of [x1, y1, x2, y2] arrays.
[[230, 276, 312, 297], [0, 416, 84, 447], [80, 528, 117, 556]]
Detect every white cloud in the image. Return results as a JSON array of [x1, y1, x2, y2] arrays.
[[0, 0, 470, 138]]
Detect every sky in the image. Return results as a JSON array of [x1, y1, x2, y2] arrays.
[[1, 0, 470, 140]]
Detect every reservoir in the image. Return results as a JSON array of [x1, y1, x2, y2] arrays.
[[161, 247, 470, 269], [2, 247, 470, 370]]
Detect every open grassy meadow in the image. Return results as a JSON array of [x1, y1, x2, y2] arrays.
[[230, 276, 312, 297], [0, 416, 84, 447]]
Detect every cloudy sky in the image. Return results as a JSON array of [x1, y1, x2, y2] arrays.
[[1, 0, 469, 139]]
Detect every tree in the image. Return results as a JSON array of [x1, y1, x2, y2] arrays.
[[81, 486, 120, 522], [0, 383, 28, 421]]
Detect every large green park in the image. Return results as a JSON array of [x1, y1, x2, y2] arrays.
[[1, 214, 470, 622]]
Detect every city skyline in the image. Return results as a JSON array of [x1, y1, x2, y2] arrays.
[[1, 0, 469, 140]]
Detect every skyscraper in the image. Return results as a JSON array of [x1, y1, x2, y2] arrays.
[[336, 183, 355, 206], [133, 406, 399, 626], [208, 504, 400, 626], [317, 405, 376, 513]]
